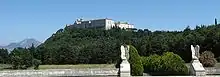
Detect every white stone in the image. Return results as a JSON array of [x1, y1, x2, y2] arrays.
[[190, 60, 206, 76], [195, 45, 200, 58], [191, 45, 198, 60], [121, 45, 126, 60], [0, 68, 118, 77], [120, 61, 131, 76], [190, 45, 206, 76], [120, 45, 131, 77]]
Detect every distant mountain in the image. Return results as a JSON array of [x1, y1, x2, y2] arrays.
[[0, 38, 42, 51]]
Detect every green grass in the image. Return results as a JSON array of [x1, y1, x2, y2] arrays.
[[38, 64, 115, 69], [0, 64, 115, 70], [214, 63, 220, 68], [0, 64, 12, 70]]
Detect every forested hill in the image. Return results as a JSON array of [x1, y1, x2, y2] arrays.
[[36, 24, 220, 64]]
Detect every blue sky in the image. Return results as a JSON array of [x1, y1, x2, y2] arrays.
[[0, 0, 220, 45]]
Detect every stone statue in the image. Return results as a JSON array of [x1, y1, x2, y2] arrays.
[[125, 45, 129, 60], [190, 45, 205, 76], [121, 45, 126, 60], [191, 45, 200, 60], [121, 45, 130, 60], [120, 45, 131, 76], [195, 45, 200, 58]]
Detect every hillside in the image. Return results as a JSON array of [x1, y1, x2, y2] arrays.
[[37, 24, 220, 64]]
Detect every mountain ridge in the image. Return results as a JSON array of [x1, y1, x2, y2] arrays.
[[0, 38, 41, 51]]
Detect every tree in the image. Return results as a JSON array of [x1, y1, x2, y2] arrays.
[[32, 59, 42, 69], [0, 49, 9, 64], [215, 18, 218, 25], [10, 56, 22, 69], [29, 44, 36, 59], [128, 45, 143, 76], [184, 26, 191, 32], [35, 24, 220, 64], [10, 48, 33, 69]]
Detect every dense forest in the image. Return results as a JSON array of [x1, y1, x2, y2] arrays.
[[1, 24, 220, 66]]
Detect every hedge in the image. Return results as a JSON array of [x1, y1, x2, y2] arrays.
[[128, 45, 144, 76], [142, 52, 188, 75]]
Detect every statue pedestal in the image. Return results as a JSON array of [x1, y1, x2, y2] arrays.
[[190, 60, 206, 76], [120, 60, 130, 77]]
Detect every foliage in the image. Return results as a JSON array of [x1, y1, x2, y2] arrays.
[[1, 22, 220, 72], [10, 56, 22, 69], [10, 48, 33, 69], [32, 59, 42, 69], [37, 28, 123, 64], [0, 49, 9, 64], [30, 24, 220, 64], [128, 45, 143, 76], [199, 51, 217, 67], [142, 52, 188, 75], [9, 46, 42, 69]]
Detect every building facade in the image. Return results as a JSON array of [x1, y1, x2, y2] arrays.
[[69, 18, 134, 30], [115, 22, 134, 29]]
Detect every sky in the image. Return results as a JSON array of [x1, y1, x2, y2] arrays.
[[0, 0, 220, 45]]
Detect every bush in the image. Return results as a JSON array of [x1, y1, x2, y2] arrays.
[[11, 56, 22, 69], [142, 52, 188, 75], [199, 51, 217, 67], [9, 48, 42, 69], [32, 59, 42, 69], [161, 52, 188, 75], [128, 45, 144, 76], [142, 54, 161, 73]]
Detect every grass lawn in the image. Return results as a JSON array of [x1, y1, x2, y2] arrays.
[[214, 63, 220, 68], [38, 64, 115, 69], [0, 64, 115, 70], [0, 64, 12, 70]]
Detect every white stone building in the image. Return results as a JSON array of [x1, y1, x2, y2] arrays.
[[115, 22, 134, 29], [68, 18, 134, 30]]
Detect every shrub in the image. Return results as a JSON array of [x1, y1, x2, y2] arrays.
[[161, 52, 188, 75], [10, 48, 33, 69], [128, 45, 144, 76], [199, 51, 217, 67], [32, 59, 42, 69], [142, 54, 161, 73], [142, 52, 188, 75], [11, 56, 22, 69]]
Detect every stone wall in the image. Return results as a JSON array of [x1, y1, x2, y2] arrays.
[[0, 68, 118, 77]]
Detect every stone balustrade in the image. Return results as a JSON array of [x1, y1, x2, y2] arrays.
[[0, 68, 119, 77]]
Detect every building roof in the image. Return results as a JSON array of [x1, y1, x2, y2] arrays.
[[76, 18, 112, 22]]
